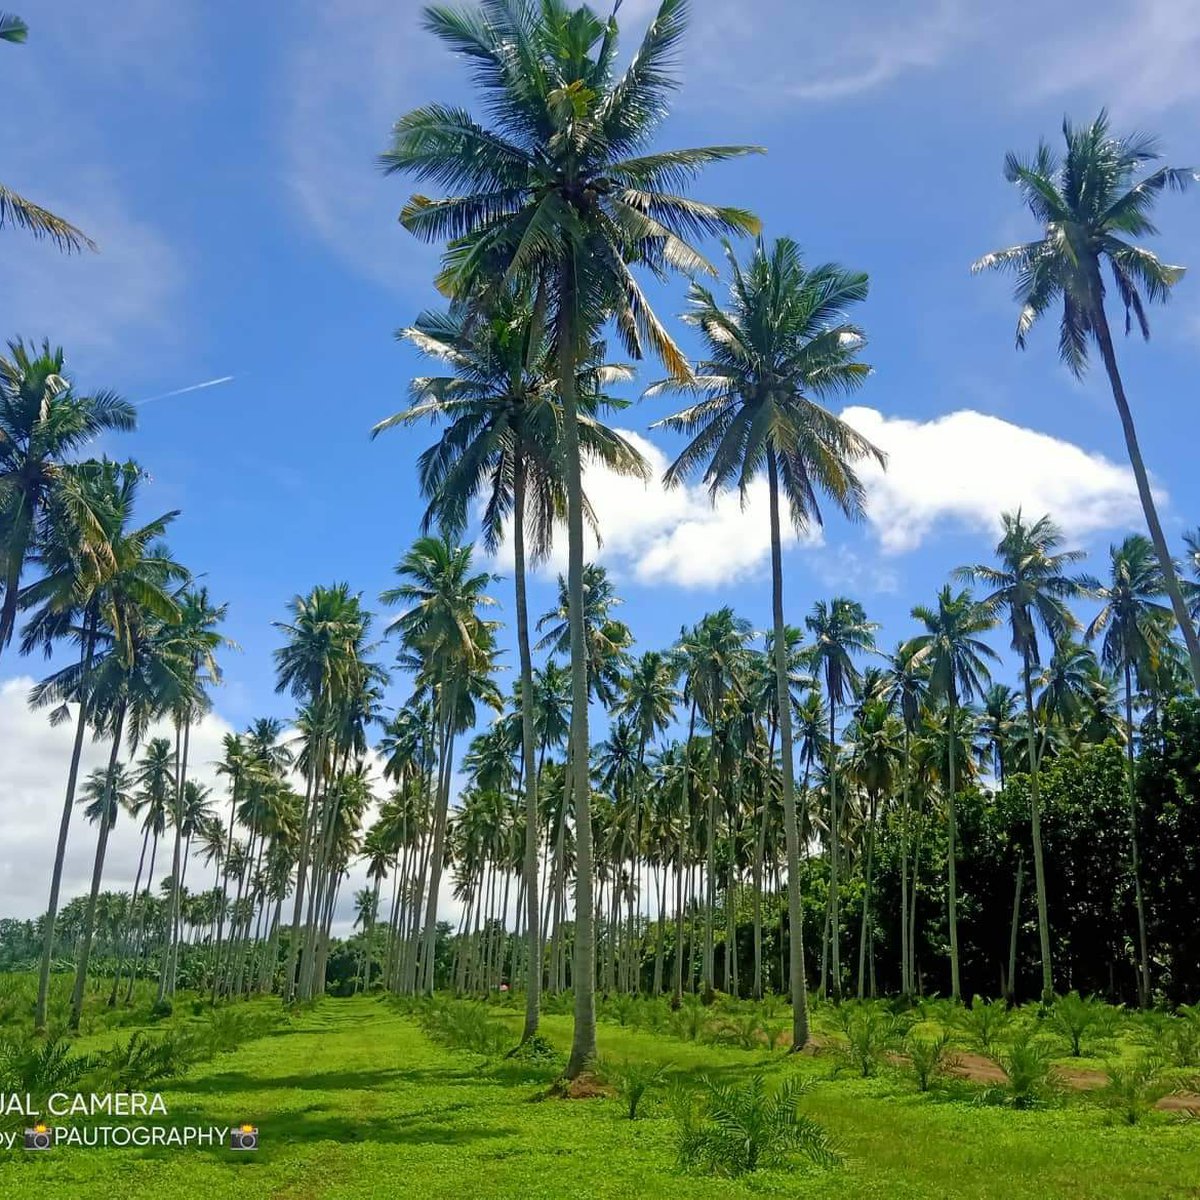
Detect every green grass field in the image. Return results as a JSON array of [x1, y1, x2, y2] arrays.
[[3, 993, 1200, 1198]]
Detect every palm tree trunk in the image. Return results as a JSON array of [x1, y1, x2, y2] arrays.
[[1006, 847, 1024, 1003], [559, 265, 597, 1080], [1124, 661, 1152, 1006], [767, 452, 811, 1047], [420, 699, 457, 994], [857, 790, 878, 1000], [899, 728, 911, 998], [512, 457, 542, 1040], [35, 614, 96, 1031], [946, 696, 961, 1002], [1092, 303, 1200, 690], [109, 822, 151, 1005], [70, 701, 125, 1031], [674, 700, 696, 1003], [283, 726, 322, 1004], [1022, 649, 1054, 1003], [828, 699, 842, 1002], [159, 715, 191, 1002]]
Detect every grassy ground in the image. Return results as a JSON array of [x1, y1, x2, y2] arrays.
[[2, 994, 1200, 1198]]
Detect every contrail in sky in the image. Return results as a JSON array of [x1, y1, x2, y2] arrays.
[[136, 375, 235, 407]]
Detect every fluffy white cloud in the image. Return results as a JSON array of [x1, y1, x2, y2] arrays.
[[495, 429, 819, 590], [0, 677, 234, 921], [0, 679, 467, 935], [842, 405, 1150, 553], [493, 409, 1150, 589]]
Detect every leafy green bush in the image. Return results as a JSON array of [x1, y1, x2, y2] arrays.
[[419, 1000, 509, 1057], [606, 1058, 667, 1119], [905, 1032, 953, 1092], [1098, 1054, 1171, 1125], [994, 1032, 1057, 1108], [0, 1034, 94, 1102], [674, 1073, 840, 1176], [507, 1034, 561, 1066], [836, 1004, 910, 1078], [714, 1012, 764, 1050], [669, 995, 710, 1042], [954, 996, 1011, 1054], [101, 1030, 201, 1090], [1047, 992, 1117, 1057]]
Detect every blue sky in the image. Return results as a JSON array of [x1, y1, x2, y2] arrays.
[[2, 0, 1198, 915]]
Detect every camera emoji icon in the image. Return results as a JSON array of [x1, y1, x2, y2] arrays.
[[24, 1124, 52, 1150], [229, 1123, 258, 1150]]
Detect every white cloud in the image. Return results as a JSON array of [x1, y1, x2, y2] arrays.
[[0, 678, 465, 935], [491, 429, 819, 590], [488, 406, 1149, 588], [0, 677, 234, 921], [841, 405, 1151, 553]]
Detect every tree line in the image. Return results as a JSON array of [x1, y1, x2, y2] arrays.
[[3, 1, 1199, 1080]]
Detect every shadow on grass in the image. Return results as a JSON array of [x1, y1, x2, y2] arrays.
[[183, 1067, 416, 1094]]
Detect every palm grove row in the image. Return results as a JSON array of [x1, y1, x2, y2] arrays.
[[2, 3, 1199, 1077]]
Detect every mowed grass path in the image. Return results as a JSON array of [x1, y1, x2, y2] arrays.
[[3, 996, 1200, 1198]]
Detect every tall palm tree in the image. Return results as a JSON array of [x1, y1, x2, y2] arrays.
[[1087, 535, 1173, 1004], [614, 649, 678, 991], [960, 511, 1089, 1001], [64, 580, 190, 1029], [111, 736, 173, 1003], [382, 536, 501, 994], [0, 341, 134, 659], [24, 459, 182, 1030], [882, 641, 927, 997], [653, 237, 881, 1042], [0, 15, 94, 251], [537, 563, 635, 707], [374, 299, 644, 1038], [847, 698, 901, 998], [383, 0, 761, 1078], [275, 585, 368, 1000], [908, 585, 997, 1000], [673, 608, 750, 999], [974, 112, 1200, 689], [805, 598, 878, 1001], [1184, 528, 1200, 625], [158, 587, 233, 1000]]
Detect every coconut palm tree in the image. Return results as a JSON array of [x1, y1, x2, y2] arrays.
[[158, 587, 233, 1000], [537, 563, 634, 707], [1087, 535, 1174, 1004], [673, 608, 751, 999], [908, 585, 997, 1000], [0, 15, 94, 250], [960, 511, 1089, 1001], [110, 737, 173, 1003], [24, 459, 183, 1030], [613, 649, 678, 991], [847, 698, 901, 998], [374, 299, 645, 1037], [382, 536, 501, 994], [274, 583, 375, 1002], [806, 598, 878, 1001], [383, 0, 761, 1078], [882, 641, 927, 997], [652, 237, 881, 1040], [0, 341, 134, 660], [64, 587, 191, 1029], [974, 113, 1200, 689]]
